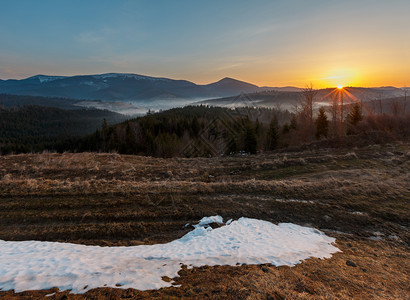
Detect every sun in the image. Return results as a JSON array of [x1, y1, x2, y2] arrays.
[[337, 85, 344, 89]]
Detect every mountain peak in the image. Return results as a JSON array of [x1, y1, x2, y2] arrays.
[[220, 77, 236, 81], [216, 77, 253, 84], [208, 77, 259, 88]]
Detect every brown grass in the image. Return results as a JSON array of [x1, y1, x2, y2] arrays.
[[0, 142, 409, 299]]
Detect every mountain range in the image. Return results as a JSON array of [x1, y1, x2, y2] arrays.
[[0, 73, 406, 112], [0, 73, 302, 102]]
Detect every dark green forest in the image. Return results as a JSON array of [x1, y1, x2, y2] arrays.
[[0, 93, 80, 110], [0, 105, 126, 154]]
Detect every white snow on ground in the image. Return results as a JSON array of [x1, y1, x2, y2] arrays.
[[0, 217, 339, 294], [194, 215, 224, 227]]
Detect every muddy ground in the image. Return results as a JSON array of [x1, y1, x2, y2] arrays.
[[0, 142, 409, 299]]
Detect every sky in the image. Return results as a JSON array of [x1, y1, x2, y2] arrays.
[[0, 0, 409, 88]]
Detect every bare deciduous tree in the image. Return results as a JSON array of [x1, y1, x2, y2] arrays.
[[330, 92, 339, 137], [390, 101, 401, 116], [300, 83, 318, 142]]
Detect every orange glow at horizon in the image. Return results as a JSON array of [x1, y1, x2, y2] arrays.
[[223, 56, 409, 89]]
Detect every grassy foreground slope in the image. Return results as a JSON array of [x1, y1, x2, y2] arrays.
[[0, 142, 409, 299]]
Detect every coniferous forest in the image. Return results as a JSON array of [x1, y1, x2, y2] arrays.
[[57, 105, 290, 157], [0, 105, 126, 154], [1, 100, 408, 157]]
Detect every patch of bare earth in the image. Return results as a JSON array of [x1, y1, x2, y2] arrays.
[[0, 142, 409, 299]]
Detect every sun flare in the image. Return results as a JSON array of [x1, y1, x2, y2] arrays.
[[337, 85, 344, 89]]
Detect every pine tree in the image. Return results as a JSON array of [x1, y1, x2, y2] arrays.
[[191, 116, 200, 137], [101, 118, 108, 152], [266, 117, 279, 150], [102, 118, 108, 133], [282, 123, 290, 134], [243, 121, 257, 154], [346, 103, 363, 135], [315, 107, 329, 139], [290, 115, 297, 130], [225, 134, 238, 155], [255, 118, 261, 135], [348, 103, 363, 127], [125, 122, 138, 154]]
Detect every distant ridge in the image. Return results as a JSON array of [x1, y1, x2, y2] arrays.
[[0, 73, 299, 102], [0, 73, 404, 103]]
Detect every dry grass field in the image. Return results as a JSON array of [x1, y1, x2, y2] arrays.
[[0, 142, 409, 299]]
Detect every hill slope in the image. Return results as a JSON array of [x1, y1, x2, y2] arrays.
[[0, 105, 126, 154]]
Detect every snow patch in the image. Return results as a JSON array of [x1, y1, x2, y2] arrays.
[[31, 75, 66, 83], [0, 217, 339, 294], [45, 293, 56, 297], [92, 73, 167, 81], [194, 215, 224, 228], [82, 81, 96, 86], [350, 211, 368, 216]]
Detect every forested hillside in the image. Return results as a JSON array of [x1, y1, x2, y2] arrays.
[[72, 105, 290, 157], [0, 106, 126, 154], [0, 93, 79, 110]]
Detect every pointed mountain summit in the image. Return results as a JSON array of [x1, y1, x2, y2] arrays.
[[202, 77, 260, 97]]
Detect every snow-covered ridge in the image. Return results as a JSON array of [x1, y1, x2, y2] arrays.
[[29, 75, 67, 83], [0, 217, 340, 294], [91, 73, 168, 81], [27, 73, 170, 83]]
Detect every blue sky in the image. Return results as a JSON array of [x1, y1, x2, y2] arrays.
[[1, 0, 409, 87]]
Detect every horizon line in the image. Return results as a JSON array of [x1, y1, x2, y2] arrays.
[[0, 72, 407, 90]]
